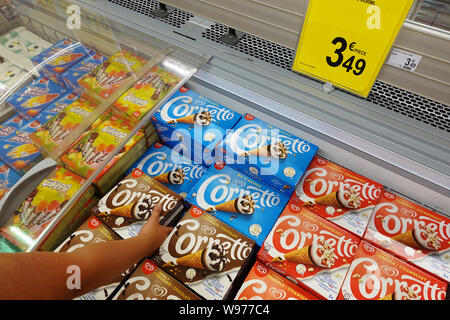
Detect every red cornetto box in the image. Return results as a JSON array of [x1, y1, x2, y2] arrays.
[[339, 241, 448, 300], [235, 261, 319, 300], [364, 190, 450, 283], [258, 201, 360, 300], [294, 156, 383, 237]]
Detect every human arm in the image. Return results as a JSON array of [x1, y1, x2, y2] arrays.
[[0, 203, 172, 300]]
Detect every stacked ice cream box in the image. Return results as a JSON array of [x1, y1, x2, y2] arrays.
[[0, 30, 164, 251], [39, 86, 450, 300]]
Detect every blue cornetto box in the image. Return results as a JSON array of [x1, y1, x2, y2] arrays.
[[151, 87, 242, 167], [61, 53, 106, 95], [186, 163, 289, 247], [222, 114, 318, 197], [127, 142, 208, 198]]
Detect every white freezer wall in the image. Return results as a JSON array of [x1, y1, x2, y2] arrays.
[[162, 0, 450, 104]]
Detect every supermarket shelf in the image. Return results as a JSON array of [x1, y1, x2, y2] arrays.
[[76, 0, 449, 213]]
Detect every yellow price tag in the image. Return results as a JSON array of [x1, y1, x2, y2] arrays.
[[293, 0, 413, 97]]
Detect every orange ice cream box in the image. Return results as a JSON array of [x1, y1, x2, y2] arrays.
[[294, 156, 383, 237], [338, 241, 447, 300], [258, 204, 360, 300], [235, 261, 319, 300], [364, 190, 450, 283]]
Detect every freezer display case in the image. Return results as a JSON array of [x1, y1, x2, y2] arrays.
[[0, 0, 448, 300]]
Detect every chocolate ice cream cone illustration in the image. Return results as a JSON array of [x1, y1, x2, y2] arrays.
[[242, 142, 288, 160], [168, 111, 212, 126], [154, 169, 185, 185], [163, 243, 227, 272], [391, 225, 442, 251], [164, 250, 204, 269], [110, 203, 135, 219], [213, 194, 255, 215]]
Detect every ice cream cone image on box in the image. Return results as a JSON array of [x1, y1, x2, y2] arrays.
[[272, 240, 337, 269], [391, 225, 442, 251], [21, 94, 59, 109], [210, 194, 256, 215], [379, 286, 420, 300], [303, 186, 362, 209], [242, 142, 288, 160], [168, 111, 212, 126], [110, 203, 135, 219], [163, 243, 227, 272], [154, 168, 186, 185], [110, 198, 153, 221]]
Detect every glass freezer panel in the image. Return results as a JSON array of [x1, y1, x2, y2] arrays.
[[0, 0, 207, 252]]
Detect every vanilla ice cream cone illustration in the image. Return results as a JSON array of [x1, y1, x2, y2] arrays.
[[242, 142, 288, 160], [168, 111, 212, 126], [303, 186, 362, 209], [379, 286, 420, 300], [211, 194, 256, 215], [163, 243, 228, 272], [391, 225, 442, 251], [272, 240, 337, 269], [154, 168, 186, 185]]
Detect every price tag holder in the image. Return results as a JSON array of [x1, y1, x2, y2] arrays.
[[387, 48, 422, 72], [292, 0, 414, 97]]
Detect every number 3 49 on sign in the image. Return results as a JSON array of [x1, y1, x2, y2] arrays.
[[292, 0, 413, 97]]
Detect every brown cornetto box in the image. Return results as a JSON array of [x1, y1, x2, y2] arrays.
[[151, 206, 257, 300], [92, 168, 187, 239], [54, 214, 136, 300], [111, 258, 202, 300]]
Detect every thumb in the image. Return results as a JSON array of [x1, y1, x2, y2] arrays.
[[150, 201, 163, 223]]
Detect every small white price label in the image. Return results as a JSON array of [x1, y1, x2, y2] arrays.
[[387, 48, 422, 72]]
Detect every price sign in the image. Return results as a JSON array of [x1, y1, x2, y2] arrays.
[[292, 0, 413, 97]]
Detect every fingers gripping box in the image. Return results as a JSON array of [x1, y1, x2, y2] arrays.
[[235, 261, 319, 300], [151, 206, 256, 300], [152, 87, 242, 167], [258, 205, 360, 300], [112, 259, 202, 300], [364, 190, 450, 282], [295, 156, 383, 237], [186, 163, 290, 247], [339, 241, 448, 300], [223, 113, 318, 197], [93, 169, 186, 239], [127, 142, 208, 198]]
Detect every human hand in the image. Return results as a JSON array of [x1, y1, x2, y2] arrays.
[[137, 202, 173, 254]]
